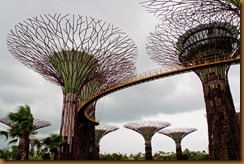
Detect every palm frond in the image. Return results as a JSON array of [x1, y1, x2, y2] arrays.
[[8, 138, 18, 145], [224, 0, 240, 9], [0, 130, 9, 140]]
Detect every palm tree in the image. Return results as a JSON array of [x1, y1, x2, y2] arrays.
[[0, 105, 51, 160], [42, 134, 64, 160], [6, 105, 35, 160], [223, 0, 240, 10]]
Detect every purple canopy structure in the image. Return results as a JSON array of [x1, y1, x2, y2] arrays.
[[124, 120, 171, 160], [94, 124, 119, 160], [158, 127, 197, 160]]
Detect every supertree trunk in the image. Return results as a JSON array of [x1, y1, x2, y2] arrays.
[[60, 92, 79, 159], [94, 142, 100, 160], [175, 142, 182, 160], [145, 140, 153, 160], [77, 109, 96, 160], [195, 66, 240, 160]]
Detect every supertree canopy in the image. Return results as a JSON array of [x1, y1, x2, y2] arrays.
[[158, 127, 197, 160], [94, 124, 119, 160], [0, 117, 51, 131], [141, 2, 240, 68], [124, 120, 171, 160], [139, 0, 240, 160], [6, 13, 137, 159], [140, 0, 240, 20]]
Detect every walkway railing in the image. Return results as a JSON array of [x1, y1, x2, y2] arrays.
[[79, 55, 240, 123]]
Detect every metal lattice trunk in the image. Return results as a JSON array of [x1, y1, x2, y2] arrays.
[[145, 140, 153, 160], [60, 92, 79, 159], [175, 142, 182, 160], [196, 67, 240, 159]]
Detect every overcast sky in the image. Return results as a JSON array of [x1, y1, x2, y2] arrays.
[[0, 0, 240, 155]]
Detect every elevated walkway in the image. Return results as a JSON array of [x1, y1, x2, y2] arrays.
[[79, 55, 240, 123]]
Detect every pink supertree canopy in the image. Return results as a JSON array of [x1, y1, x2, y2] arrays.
[[124, 120, 171, 160]]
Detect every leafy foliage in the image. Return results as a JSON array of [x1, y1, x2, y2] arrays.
[[0, 147, 209, 160], [0, 105, 52, 160], [42, 133, 64, 160], [98, 149, 208, 160]]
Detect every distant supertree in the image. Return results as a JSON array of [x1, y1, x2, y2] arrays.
[[124, 121, 171, 160], [94, 124, 119, 160], [7, 14, 137, 159], [139, 0, 240, 160], [29, 136, 43, 157], [158, 127, 197, 160], [0, 117, 51, 132]]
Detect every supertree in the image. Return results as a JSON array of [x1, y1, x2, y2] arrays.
[[124, 120, 171, 160], [158, 127, 197, 160], [94, 124, 119, 160], [139, 0, 240, 160], [6, 13, 137, 159]]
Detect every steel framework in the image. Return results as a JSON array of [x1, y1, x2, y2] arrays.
[[139, 0, 240, 160], [94, 124, 119, 160], [6, 13, 137, 159], [140, 0, 240, 20], [124, 120, 171, 160], [158, 127, 197, 160]]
